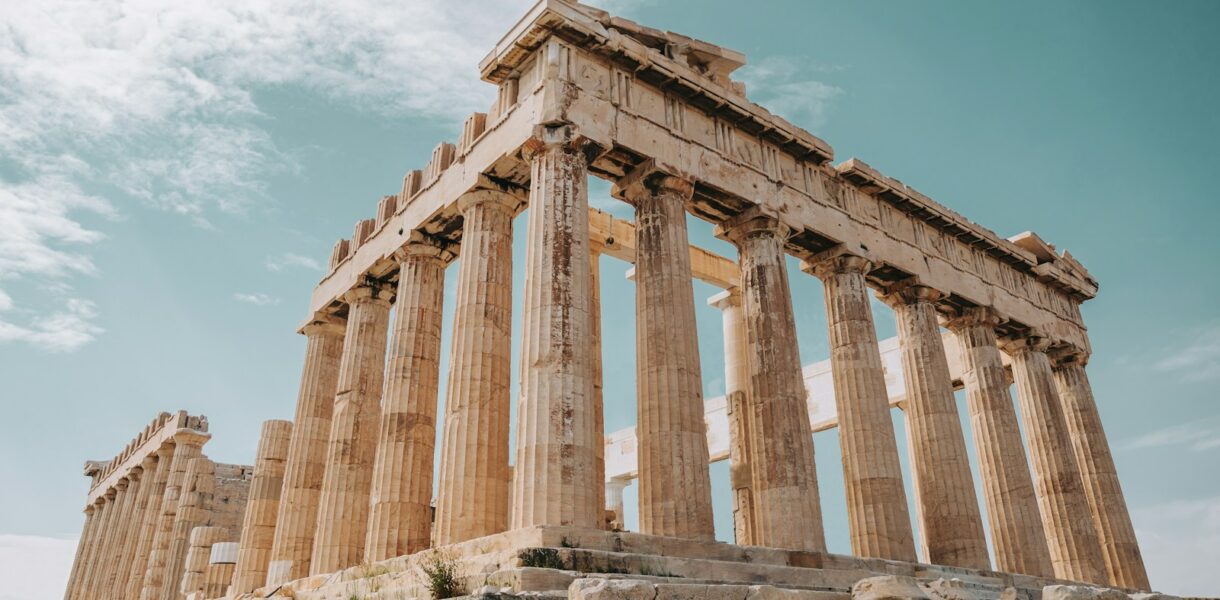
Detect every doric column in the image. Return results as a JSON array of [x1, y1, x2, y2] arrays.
[[105, 465, 147, 597], [88, 480, 129, 599], [1053, 353, 1149, 590], [366, 237, 451, 560], [511, 126, 600, 529], [944, 308, 1053, 577], [617, 171, 715, 540], [79, 492, 116, 600], [266, 314, 345, 586], [589, 241, 606, 529], [179, 526, 225, 600], [709, 288, 757, 546], [205, 543, 239, 599], [164, 456, 215, 600], [113, 456, 160, 597], [141, 430, 209, 600], [715, 212, 825, 551], [881, 283, 989, 569], [435, 191, 518, 546], [62, 503, 97, 600], [1003, 334, 1105, 584], [311, 282, 393, 574], [231, 420, 293, 594], [803, 252, 915, 561], [126, 444, 175, 599], [605, 479, 628, 531]]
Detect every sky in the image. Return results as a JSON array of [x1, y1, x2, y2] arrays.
[[1, 0, 1218, 598]]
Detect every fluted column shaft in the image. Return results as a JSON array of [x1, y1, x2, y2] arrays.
[[1053, 358, 1149, 590], [626, 175, 715, 539], [141, 431, 209, 600], [204, 543, 237, 600], [81, 490, 118, 600], [163, 456, 215, 600], [106, 467, 147, 597], [512, 129, 600, 529], [311, 284, 392, 574], [179, 526, 225, 599], [1005, 337, 1105, 584], [63, 504, 98, 600], [266, 317, 345, 586], [885, 284, 989, 569], [806, 254, 915, 561], [113, 457, 160, 597], [127, 444, 176, 600], [717, 214, 824, 551], [94, 480, 134, 598], [231, 420, 293, 594], [710, 289, 757, 545], [590, 244, 606, 529], [434, 193, 516, 546], [366, 239, 450, 559], [946, 309, 1053, 577]]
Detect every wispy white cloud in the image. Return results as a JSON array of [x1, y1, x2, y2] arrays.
[[266, 252, 323, 272], [1123, 421, 1220, 453], [233, 292, 280, 306], [1132, 496, 1220, 597], [0, 534, 77, 600], [736, 56, 844, 129], [1153, 323, 1220, 382]]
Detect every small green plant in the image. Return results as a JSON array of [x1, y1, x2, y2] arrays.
[[518, 548, 565, 570], [559, 536, 575, 548], [422, 550, 464, 600]]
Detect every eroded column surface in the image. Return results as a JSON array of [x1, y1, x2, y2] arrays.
[[434, 191, 517, 546], [310, 283, 392, 574], [710, 289, 758, 546], [884, 284, 989, 569], [163, 456, 215, 600], [511, 128, 600, 529], [179, 526, 225, 600], [1004, 334, 1106, 584], [127, 444, 176, 600], [589, 243, 606, 529], [366, 238, 450, 560], [266, 316, 344, 586], [717, 213, 824, 551], [62, 503, 98, 600], [625, 174, 715, 540], [141, 430, 209, 600], [231, 420, 292, 595], [945, 308, 1053, 578], [1053, 355, 1149, 590], [113, 456, 160, 597], [805, 253, 915, 561]]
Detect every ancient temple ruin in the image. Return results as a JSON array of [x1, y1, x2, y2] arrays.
[[63, 2, 1161, 600]]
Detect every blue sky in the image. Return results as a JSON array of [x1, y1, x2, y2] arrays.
[[2, 0, 1218, 598]]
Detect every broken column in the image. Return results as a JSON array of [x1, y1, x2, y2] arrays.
[[179, 526, 226, 600], [230, 420, 292, 595], [709, 288, 757, 546]]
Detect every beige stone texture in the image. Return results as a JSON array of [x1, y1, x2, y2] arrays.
[[63, 503, 98, 600], [1040, 585, 1129, 600], [804, 253, 914, 561], [716, 212, 824, 551], [511, 128, 600, 530], [163, 456, 216, 600], [709, 289, 757, 546], [126, 444, 176, 599], [618, 171, 714, 540], [230, 420, 293, 594], [80, 487, 119, 600], [140, 430, 209, 600], [1003, 336, 1105, 584], [945, 308, 1053, 578], [590, 243, 607, 529], [366, 237, 451, 559], [109, 458, 155, 597], [436, 190, 518, 546], [95, 478, 134, 599], [882, 283, 988, 569], [204, 541, 238, 600], [310, 283, 393, 574], [179, 526, 226, 599], [266, 315, 345, 586], [1052, 357, 1149, 591], [852, 576, 930, 600]]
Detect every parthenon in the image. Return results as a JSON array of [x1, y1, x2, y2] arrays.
[[63, 2, 1165, 600]]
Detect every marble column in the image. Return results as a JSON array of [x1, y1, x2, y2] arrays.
[[944, 308, 1053, 577], [511, 127, 600, 529], [311, 282, 393, 574], [80, 491, 117, 600], [127, 444, 176, 599], [1003, 334, 1105, 584], [105, 465, 147, 597], [589, 242, 606, 529], [622, 173, 715, 539], [1053, 354, 1149, 590], [205, 542, 239, 600], [91, 480, 132, 599], [231, 420, 293, 594], [434, 191, 518, 546], [62, 503, 98, 600], [179, 526, 225, 600], [113, 456, 160, 597], [803, 253, 915, 561], [266, 315, 345, 586], [141, 430, 209, 600], [366, 238, 451, 560], [709, 288, 757, 546], [164, 456, 215, 600], [883, 283, 989, 569], [716, 212, 825, 551]]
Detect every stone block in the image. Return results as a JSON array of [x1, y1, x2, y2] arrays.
[[570, 578, 658, 600], [852, 576, 931, 600], [1041, 586, 1129, 600], [920, 579, 977, 600], [748, 585, 851, 600]]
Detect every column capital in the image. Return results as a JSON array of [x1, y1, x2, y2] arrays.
[[393, 231, 457, 265], [942, 305, 1003, 332], [154, 440, 177, 459], [611, 159, 694, 206], [114, 477, 130, 492], [457, 188, 524, 215], [83, 503, 96, 516], [172, 429, 211, 448], [341, 280, 395, 306], [714, 207, 789, 246], [127, 464, 145, 481], [140, 454, 158, 470], [876, 279, 945, 308], [522, 123, 606, 163], [299, 311, 347, 337], [999, 330, 1053, 355], [1049, 346, 1091, 368], [799, 246, 875, 280], [707, 287, 742, 311]]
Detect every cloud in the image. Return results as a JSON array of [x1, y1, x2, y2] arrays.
[[0, 534, 77, 600], [266, 252, 323, 272], [1153, 323, 1220, 382], [1123, 421, 1220, 453], [1132, 497, 1220, 597], [736, 56, 844, 129], [0, 298, 104, 352], [233, 292, 280, 306]]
